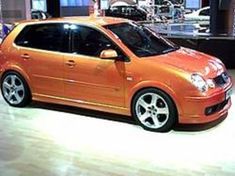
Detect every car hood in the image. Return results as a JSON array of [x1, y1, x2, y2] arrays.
[[142, 47, 225, 78]]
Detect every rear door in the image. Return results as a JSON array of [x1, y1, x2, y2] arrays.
[[14, 23, 70, 97]]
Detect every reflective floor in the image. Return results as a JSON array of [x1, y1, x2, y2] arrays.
[[0, 71, 234, 176]]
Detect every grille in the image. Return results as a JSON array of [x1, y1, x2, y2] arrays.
[[213, 72, 229, 87]]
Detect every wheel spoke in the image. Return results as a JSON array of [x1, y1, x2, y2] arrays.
[[14, 93, 22, 103], [3, 82, 11, 90], [16, 85, 24, 92], [138, 98, 149, 110], [139, 112, 150, 122], [6, 92, 14, 102], [151, 116, 161, 127], [157, 107, 169, 115], [11, 75, 17, 86], [151, 94, 158, 106]]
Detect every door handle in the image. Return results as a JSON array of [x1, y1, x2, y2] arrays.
[[65, 60, 76, 67], [21, 54, 30, 59]]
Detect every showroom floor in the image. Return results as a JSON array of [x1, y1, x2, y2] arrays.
[[0, 71, 234, 176]]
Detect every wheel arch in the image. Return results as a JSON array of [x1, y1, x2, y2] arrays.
[[1, 67, 33, 94], [128, 81, 182, 120]]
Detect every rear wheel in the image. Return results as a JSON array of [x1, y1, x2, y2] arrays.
[[132, 88, 177, 132], [1, 71, 31, 107]]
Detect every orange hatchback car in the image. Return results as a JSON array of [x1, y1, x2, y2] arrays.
[[0, 17, 233, 132]]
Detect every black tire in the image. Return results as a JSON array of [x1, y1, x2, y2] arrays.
[[131, 88, 177, 132], [1, 71, 31, 107]]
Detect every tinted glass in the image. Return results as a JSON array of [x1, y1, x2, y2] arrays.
[[110, 7, 120, 15], [31, 12, 42, 19], [105, 23, 179, 57], [71, 25, 126, 59], [199, 9, 209, 16], [15, 23, 69, 52], [125, 7, 133, 15], [155, 0, 164, 5]]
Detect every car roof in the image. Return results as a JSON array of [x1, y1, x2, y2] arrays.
[[16, 16, 130, 27]]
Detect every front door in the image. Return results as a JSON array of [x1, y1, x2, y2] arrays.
[[64, 25, 126, 107]]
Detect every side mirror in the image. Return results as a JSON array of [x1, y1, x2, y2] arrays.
[[100, 49, 118, 59]]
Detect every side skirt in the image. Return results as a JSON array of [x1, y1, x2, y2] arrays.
[[32, 93, 131, 116]]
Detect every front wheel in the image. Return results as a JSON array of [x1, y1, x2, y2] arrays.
[[132, 88, 177, 132], [1, 71, 31, 107]]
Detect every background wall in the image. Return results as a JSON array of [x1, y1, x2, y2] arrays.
[[60, 0, 92, 16], [1, 0, 31, 23], [227, 0, 235, 35]]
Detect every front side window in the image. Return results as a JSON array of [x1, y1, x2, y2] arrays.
[[105, 22, 179, 57], [15, 23, 69, 52], [71, 25, 126, 59]]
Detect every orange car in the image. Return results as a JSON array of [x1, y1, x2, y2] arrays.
[[0, 17, 233, 132]]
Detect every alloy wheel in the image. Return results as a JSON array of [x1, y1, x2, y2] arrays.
[[135, 93, 170, 129], [2, 75, 25, 105]]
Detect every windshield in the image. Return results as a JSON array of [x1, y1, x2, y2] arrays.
[[104, 22, 179, 57]]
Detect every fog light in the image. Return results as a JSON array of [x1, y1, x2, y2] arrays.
[[205, 107, 213, 116]]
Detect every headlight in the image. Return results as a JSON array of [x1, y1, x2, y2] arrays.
[[191, 74, 208, 92], [206, 79, 215, 88], [214, 58, 223, 65]]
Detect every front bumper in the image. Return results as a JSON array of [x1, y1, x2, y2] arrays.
[[179, 84, 233, 124]]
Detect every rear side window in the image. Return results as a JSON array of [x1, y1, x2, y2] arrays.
[[15, 23, 69, 52]]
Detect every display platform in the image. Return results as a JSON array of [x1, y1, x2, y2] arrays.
[[0, 71, 234, 176]]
